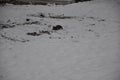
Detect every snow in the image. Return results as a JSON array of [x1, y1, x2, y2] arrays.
[[0, 0, 120, 80]]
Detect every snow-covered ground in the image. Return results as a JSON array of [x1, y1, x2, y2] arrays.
[[0, 0, 120, 80]]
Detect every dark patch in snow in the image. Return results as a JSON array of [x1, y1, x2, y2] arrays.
[[24, 21, 41, 25], [49, 15, 77, 19], [88, 29, 94, 32], [26, 18, 30, 21], [39, 13, 45, 18], [89, 24, 95, 26], [97, 19, 106, 22], [39, 30, 51, 35], [86, 16, 96, 19], [0, 24, 15, 29], [48, 36, 62, 39], [27, 32, 40, 36], [27, 30, 50, 36], [52, 25, 63, 30], [24, 18, 41, 25], [87, 29, 100, 37], [27, 13, 46, 18], [16, 21, 41, 25], [58, 37, 61, 39], [0, 33, 30, 43], [7, 19, 11, 23], [71, 36, 74, 38], [86, 16, 106, 22]]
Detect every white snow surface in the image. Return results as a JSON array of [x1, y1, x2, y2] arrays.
[[0, 0, 120, 80]]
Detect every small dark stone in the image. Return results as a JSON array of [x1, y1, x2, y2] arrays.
[[52, 25, 63, 30], [26, 19, 30, 21], [40, 13, 45, 17]]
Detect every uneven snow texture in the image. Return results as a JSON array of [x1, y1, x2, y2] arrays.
[[0, 0, 120, 80]]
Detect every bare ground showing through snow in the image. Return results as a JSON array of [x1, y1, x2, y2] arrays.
[[0, 0, 120, 80]]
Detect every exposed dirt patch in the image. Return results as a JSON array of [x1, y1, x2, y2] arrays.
[[27, 30, 51, 36], [52, 25, 63, 30], [0, 33, 30, 43], [0, 24, 15, 29]]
